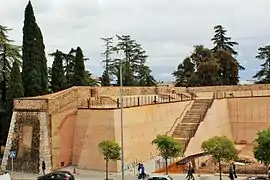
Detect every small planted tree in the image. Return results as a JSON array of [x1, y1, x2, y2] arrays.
[[98, 140, 121, 180], [152, 135, 182, 175], [201, 136, 237, 180], [253, 128, 270, 175]]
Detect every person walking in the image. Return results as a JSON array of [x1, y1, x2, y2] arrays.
[[186, 163, 195, 180], [232, 162, 237, 178], [229, 163, 234, 180], [42, 161, 46, 175]]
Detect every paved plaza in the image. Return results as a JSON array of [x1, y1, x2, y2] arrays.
[[10, 170, 248, 180]]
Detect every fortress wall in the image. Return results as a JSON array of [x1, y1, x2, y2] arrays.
[[228, 97, 270, 144], [185, 99, 232, 156], [50, 109, 77, 169], [113, 101, 192, 171], [74, 109, 117, 171]]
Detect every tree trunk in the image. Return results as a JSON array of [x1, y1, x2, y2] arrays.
[[218, 159, 222, 180], [165, 158, 168, 175], [105, 159, 109, 180]]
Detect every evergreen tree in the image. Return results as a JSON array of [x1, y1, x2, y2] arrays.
[[6, 61, 24, 111], [211, 25, 239, 55], [72, 46, 86, 86], [0, 25, 21, 106], [63, 48, 76, 88], [22, 1, 48, 97], [253, 46, 270, 84], [50, 50, 66, 92], [101, 37, 113, 86], [173, 57, 195, 87]]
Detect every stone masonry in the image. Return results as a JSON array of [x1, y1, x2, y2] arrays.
[[1, 112, 17, 170], [39, 112, 52, 174]]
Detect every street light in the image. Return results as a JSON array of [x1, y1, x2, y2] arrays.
[[119, 58, 125, 180]]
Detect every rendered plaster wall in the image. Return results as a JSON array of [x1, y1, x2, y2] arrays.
[[185, 99, 233, 156], [113, 101, 192, 171], [74, 109, 116, 171], [50, 109, 77, 169], [228, 97, 270, 143]]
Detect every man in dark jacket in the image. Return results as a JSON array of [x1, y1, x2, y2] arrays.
[[42, 161, 46, 175]]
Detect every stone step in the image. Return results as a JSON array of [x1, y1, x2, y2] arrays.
[[182, 118, 202, 123]]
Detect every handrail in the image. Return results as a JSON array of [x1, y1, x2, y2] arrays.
[[166, 100, 193, 135]]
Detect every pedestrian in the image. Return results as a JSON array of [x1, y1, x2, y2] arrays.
[[232, 162, 237, 178], [42, 161, 46, 175], [229, 163, 234, 180], [186, 163, 195, 180]]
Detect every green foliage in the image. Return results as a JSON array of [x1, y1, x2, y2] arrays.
[[253, 128, 270, 166], [173, 25, 242, 87], [201, 136, 237, 162], [98, 140, 121, 180], [22, 1, 48, 97], [201, 136, 238, 180], [101, 37, 113, 86], [6, 61, 24, 111], [101, 70, 111, 86], [72, 47, 86, 86], [50, 50, 67, 92], [0, 25, 21, 106], [253, 46, 270, 84], [152, 135, 182, 174]]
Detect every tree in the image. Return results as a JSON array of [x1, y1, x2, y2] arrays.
[[6, 61, 24, 111], [253, 128, 270, 167], [173, 57, 195, 87], [50, 50, 67, 92], [152, 135, 182, 175], [101, 37, 113, 86], [98, 140, 121, 180], [201, 136, 238, 180], [72, 46, 86, 86], [63, 48, 76, 88], [0, 25, 21, 106], [211, 25, 239, 55], [253, 46, 270, 84], [22, 1, 48, 97]]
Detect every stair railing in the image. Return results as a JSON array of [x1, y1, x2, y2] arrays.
[[166, 100, 193, 135]]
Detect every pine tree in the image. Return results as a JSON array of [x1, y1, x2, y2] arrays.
[[101, 37, 113, 86], [253, 46, 270, 84], [6, 61, 24, 111], [0, 25, 21, 106], [50, 50, 66, 92], [72, 47, 86, 86], [63, 48, 76, 88], [22, 1, 48, 97]]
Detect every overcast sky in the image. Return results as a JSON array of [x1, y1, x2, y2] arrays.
[[1, 0, 270, 82]]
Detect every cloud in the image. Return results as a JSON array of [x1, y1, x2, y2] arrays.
[[1, 0, 270, 82]]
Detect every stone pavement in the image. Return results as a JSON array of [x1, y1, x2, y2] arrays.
[[9, 171, 249, 180]]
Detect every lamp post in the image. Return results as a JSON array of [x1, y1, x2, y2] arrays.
[[119, 59, 125, 180]]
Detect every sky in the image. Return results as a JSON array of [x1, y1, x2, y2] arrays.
[[1, 0, 270, 82]]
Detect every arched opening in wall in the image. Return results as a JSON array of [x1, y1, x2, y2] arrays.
[[59, 112, 76, 168]]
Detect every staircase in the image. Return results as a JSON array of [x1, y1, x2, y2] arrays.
[[172, 99, 213, 153]]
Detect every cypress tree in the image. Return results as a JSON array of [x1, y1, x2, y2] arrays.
[[6, 61, 24, 111], [72, 47, 86, 86], [22, 1, 48, 97], [50, 50, 66, 92]]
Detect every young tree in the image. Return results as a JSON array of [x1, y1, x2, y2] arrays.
[[98, 140, 121, 180], [253, 128, 270, 167], [173, 57, 195, 87], [253, 46, 270, 84], [50, 50, 67, 92], [152, 135, 182, 175], [72, 46, 86, 86], [6, 61, 24, 111], [101, 37, 113, 86], [22, 1, 48, 97], [201, 136, 238, 180]]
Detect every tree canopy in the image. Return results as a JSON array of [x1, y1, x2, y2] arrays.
[[98, 140, 121, 180], [152, 135, 182, 175], [253, 128, 270, 166], [201, 136, 237, 180]]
